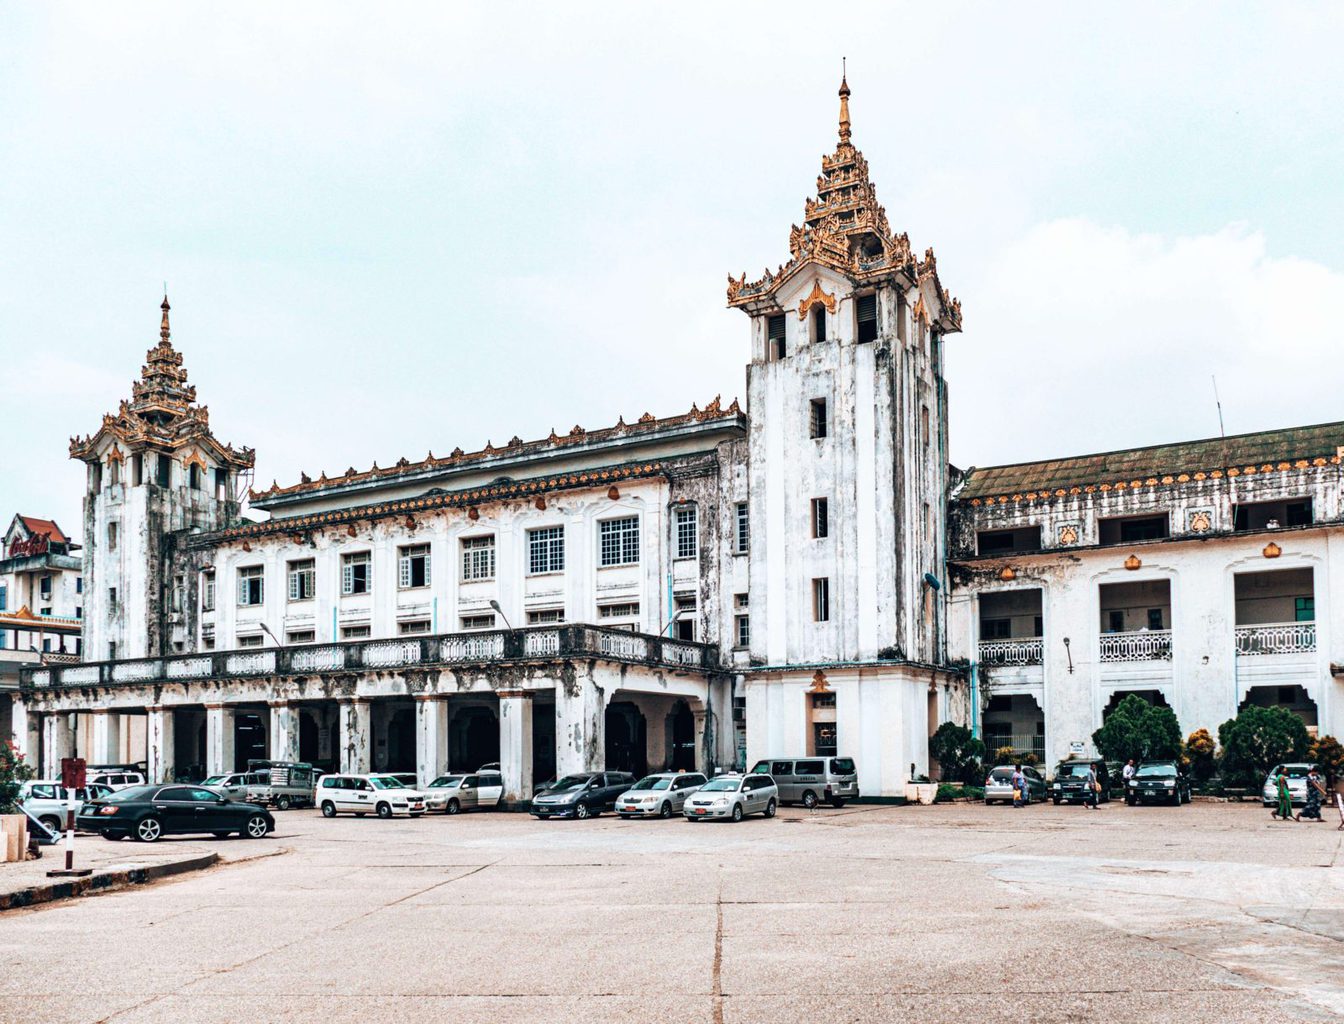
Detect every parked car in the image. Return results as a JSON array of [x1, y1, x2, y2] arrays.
[[1261, 763, 1314, 808], [529, 771, 635, 819], [200, 771, 268, 800], [616, 772, 707, 818], [425, 772, 504, 814], [314, 774, 427, 818], [88, 769, 147, 790], [684, 773, 778, 822], [388, 773, 420, 790], [1051, 757, 1110, 804], [17, 780, 115, 834], [245, 761, 318, 810], [984, 765, 1047, 805], [1126, 760, 1192, 805], [748, 757, 859, 808], [77, 784, 275, 843]]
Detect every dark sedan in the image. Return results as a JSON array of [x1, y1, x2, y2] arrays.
[[78, 784, 276, 843], [529, 771, 635, 819], [1126, 761, 1193, 806]]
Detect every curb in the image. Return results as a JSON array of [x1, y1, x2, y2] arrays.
[[0, 852, 220, 912]]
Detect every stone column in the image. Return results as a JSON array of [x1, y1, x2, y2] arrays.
[[414, 695, 449, 790], [554, 678, 606, 776], [498, 690, 534, 805], [90, 709, 122, 766], [11, 699, 32, 762], [692, 706, 710, 775], [146, 706, 176, 783], [269, 701, 301, 764], [644, 699, 669, 771], [337, 698, 372, 774], [204, 704, 237, 776], [41, 713, 74, 779]]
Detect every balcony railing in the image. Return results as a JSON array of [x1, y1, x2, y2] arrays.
[[978, 637, 1043, 666], [21, 624, 719, 691], [983, 733, 1047, 759], [1099, 629, 1172, 663], [1235, 621, 1316, 656]]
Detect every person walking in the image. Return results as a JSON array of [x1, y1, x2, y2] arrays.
[[1012, 765, 1025, 808], [1296, 767, 1326, 822], [1084, 764, 1100, 810], [1122, 759, 1136, 786], [1271, 767, 1294, 821]]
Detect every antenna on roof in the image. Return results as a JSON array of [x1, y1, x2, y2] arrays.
[[1211, 375, 1226, 438]]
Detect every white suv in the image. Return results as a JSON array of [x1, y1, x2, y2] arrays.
[[18, 780, 115, 834], [315, 774, 427, 819]]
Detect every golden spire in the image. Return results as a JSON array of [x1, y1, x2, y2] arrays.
[[838, 58, 851, 144], [160, 293, 171, 343]]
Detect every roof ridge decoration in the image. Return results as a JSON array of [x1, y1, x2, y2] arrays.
[[251, 396, 746, 502], [726, 72, 962, 332]]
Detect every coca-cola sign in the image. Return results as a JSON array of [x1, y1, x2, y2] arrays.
[[7, 533, 50, 557]]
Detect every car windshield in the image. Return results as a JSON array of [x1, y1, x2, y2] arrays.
[[630, 776, 673, 791], [430, 776, 463, 788], [108, 785, 159, 803], [1057, 763, 1094, 778], [1136, 764, 1175, 778], [548, 775, 595, 793], [699, 778, 741, 793], [1275, 765, 1311, 778], [749, 762, 772, 774], [990, 768, 1015, 781], [369, 777, 405, 790], [201, 776, 226, 786]]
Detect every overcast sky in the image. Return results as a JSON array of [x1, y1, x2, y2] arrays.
[[3, 3, 1343, 530]]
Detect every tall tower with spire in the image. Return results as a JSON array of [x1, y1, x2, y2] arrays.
[[70, 298, 255, 661], [730, 74, 965, 786]]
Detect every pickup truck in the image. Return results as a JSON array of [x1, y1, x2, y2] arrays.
[[245, 761, 319, 810]]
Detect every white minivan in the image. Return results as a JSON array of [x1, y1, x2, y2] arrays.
[[315, 774, 427, 819]]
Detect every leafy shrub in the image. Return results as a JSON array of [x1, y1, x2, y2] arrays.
[[1092, 694, 1182, 765], [1217, 706, 1310, 788], [0, 741, 36, 815], [928, 722, 985, 784], [1185, 728, 1217, 784], [1309, 735, 1344, 786]]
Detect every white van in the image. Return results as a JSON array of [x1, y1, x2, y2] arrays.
[[315, 774, 427, 819]]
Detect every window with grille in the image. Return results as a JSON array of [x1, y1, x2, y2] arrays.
[[202, 572, 216, 612], [527, 526, 565, 575], [398, 619, 431, 635], [599, 516, 640, 567], [812, 578, 830, 622], [288, 559, 315, 601], [599, 602, 640, 629], [286, 629, 315, 644], [674, 505, 698, 559], [341, 624, 371, 639], [460, 613, 495, 631], [735, 614, 750, 648], [856, 293, 878, 342], [674, 593, 697, 641], [461, 536, 496, 580], [398, 544, 431, 589], [734, 592, 749, 609], [735, 502, 749, 553], [236, 634, 264, 648], [768, 314, 786, 360], [237, 566, 264, 606], [341, 552, 371, 595], [527, 607, 564, 624], [811, 498, 829, 539], [1296, 597, 1315, 622], [809, 398, 828, 439]]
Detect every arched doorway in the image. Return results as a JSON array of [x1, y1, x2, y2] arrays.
[[1101, 689, 1170, 720], [234, 712, 267, 770], [1239, 685, 1318, 729], [605, 702, 647, 776], [299, 710, 321, 766], [668, 701, 695, 771], [450, 706, 499, 772], [386, 708, 415, 771]]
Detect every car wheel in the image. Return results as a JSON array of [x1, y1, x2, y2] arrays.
[[764, 798, 777, 818], [135, 817, 163, 843], [575, 803, 591, 820], [731, 804, 744, 823], [659, 802, 673, 819], [1126, 796, 1136, 806], [243, 814, 269, 839], [321, 801, 336, 818], [376, 802, 392, 819], [277, 795, 292, 811], [446, 799, 460, 816], [39, 815, 62, 834], [829, 798, 846, 809], [102, 830, 126, 841], [801, 790, 818, 810], [1053, 797, 1061, 806]]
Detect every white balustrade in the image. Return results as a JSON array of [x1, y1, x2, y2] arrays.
[[166, 656, 214, 680], [662, 642, 703, 667], [524, 630, 560, 657], [112, 660, 161, 682], [597, 631, 648, 660], [291, 645, 346, 672], [30, 669, 51, 687], [977, 637, 1044, 666], [225, 650, 277, 675], [1099, 629, 1172, 662], [60, 665, 99, 685], [441, 633, 505, 662], [362, 640, 423, 668], [1235, 622, 1316, 656]]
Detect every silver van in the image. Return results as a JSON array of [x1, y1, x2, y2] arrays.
[[749, 757, 859, 808]]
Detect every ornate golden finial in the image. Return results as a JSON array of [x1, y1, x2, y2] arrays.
[[838, 59, 851, 144], [160, 294, 171, 342]]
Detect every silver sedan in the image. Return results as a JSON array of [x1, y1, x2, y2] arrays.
[[616, 773, 707, 819], [684, 774, 779, 822], [1261, 764, 1313, 808], [424, 772, 504, 814]]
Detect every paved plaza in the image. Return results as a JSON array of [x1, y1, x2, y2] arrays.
[[1, 801, 1342, 1023]]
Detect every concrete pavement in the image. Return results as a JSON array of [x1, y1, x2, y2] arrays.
[[0, 800, 1341, 1023]]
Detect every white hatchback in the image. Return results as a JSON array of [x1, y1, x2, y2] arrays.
[[315, 774, 427, 819]]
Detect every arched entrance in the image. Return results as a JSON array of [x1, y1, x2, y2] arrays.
[[1102, 689, 1170, 720], [668, 700, 695, 771], [299, 710, 321, 766], [450, 705, 499, 772], [386, 708, 415, 771], [605, 702, 647, 776], [1239, 684, 1318, 729]]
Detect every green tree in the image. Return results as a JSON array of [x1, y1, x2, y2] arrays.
[[0, 741, 36, 815], [1185, 728, 1217, 784], [1217, 706, 1311, 788], [1309, 735, 1344, 787], [928, 722, 985, 784], [1091, 694, 1182, 765]]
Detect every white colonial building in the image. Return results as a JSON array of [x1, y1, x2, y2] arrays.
[[15, 76, 1343, 796]]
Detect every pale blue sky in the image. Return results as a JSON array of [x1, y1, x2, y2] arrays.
[[3, 3, 1343, 528]]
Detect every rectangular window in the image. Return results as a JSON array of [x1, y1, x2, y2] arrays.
[[856, 293, 878, 343], [171, 574, 184, 613], [107, 522, 118, 551], [398, 619, 431, 635], [108, 458, 120, 486], [674, 505, 698, 559], [527, 526, 565, 575], [201, 635, 215, 651], [461, 536, 496, 581], [1099, 514, 1170, 545], [981, 618, 1011, 639], [40, 575, 52, 599], [156, 454, 171, 487], [599, 516, 640, 567], [398, 544, 432, 589], [767, 314, 786, 360], [340, 624, 371, 640], [1146, 608, 1164, 631], [527, 607, 565, 624], [288, 559, 315, 601], [811, 498, 829, 539], [599, 602, 640, 629], [812, 304, 827, 343], [809, 398, 828, 439], [75, 607, 83, 619], [1295, 597, 1315, 622], [109, 587, 117, 611], [286, 629, 315, 644], [341, 552, 371, 595], [0, 584, 6, 610], [202, 571, 216, 612], [673, 592, 697, 641], [237, 566, 264, 606], [735, 592, 749, 609], [189, 462, 201, 490], [735, 614, 750, 648], [236, 634, 264, 648], [460, 613, 496, 631], [76, 576, 83, 594], [214, 467, 228, 500], [735, 502, 749, 553], [812, 578, 830, 622], [131, 454, 143, 487], [1107, 610, 1125, 633], [40, 607, 52, 617]]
